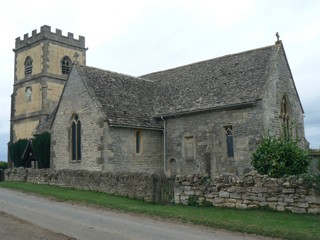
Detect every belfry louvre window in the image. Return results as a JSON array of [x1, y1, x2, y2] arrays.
[[61, 56, 72, 75], [24, 57, 33, 76], [225, 126, 234, 158], [71, 113, 81, 160]]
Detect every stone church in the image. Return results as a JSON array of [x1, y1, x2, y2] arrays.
[[10, 25, 307, 176]]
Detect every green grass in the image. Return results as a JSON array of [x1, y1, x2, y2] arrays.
[[1, 181, 320, 240]]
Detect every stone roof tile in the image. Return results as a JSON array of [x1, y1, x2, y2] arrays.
[[35, 44, 280, 132], [141, 44, 278, 116], [77, 65, 163, 129]]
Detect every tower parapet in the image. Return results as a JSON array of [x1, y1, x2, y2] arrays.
[[15, 25, 85, 51]]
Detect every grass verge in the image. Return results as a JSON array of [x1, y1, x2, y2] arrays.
[[1, 181, 320, 240]]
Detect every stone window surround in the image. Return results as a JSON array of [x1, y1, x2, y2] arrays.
[[61, 56, 72, 75], [183, 134, 195, 161], [24, 56, 33, 76], [280, 94, 292, 138], [135, 129, 142, 154], [223, 125, 234, 158], [70, 113, 81, 161]]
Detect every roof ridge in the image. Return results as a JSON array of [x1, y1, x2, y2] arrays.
[[79, 65, 155, 83], [140, 44, 276, 77]]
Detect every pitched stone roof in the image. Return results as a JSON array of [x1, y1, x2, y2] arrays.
[[77, 65, 163, 129], [141, 44, 279, 116], [35, 43, 282, 133]]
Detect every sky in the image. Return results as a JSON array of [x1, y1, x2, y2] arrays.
[[0, 0, 319, 161]]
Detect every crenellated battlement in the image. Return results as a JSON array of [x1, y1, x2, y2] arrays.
[[15, 25, 85, 50]]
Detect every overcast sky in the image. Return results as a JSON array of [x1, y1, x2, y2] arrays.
[[0, 0, 319, 161]]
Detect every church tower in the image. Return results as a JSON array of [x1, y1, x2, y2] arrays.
[[10, 25, 87, 143]]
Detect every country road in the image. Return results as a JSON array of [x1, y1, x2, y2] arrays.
[[0, 188, 277, 240]]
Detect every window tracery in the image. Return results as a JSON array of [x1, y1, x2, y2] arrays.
[[61, 56, 72, 75], [225, 126, 234, 158], [280, 95, 291, 138], [71, 113, 81, 160]]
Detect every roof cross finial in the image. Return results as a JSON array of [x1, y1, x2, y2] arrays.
[[275, 32, 281, 44]]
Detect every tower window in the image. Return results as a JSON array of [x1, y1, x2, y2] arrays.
[[71, 113, 81, 160], [61, 56, 72, 75], [24, 57, 33, 76]]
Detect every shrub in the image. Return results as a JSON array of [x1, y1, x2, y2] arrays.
[[187, 195, 199, 206], [302, 172, 320, 190], [251, 136, 310, 178], [0, 161, 8, 170]]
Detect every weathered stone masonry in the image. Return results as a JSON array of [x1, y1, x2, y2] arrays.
[[174, 171, 320, 214], [5, 168, 155, 202], [5, 168, 320, 214]]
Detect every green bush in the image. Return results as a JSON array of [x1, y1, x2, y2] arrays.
[[0, 161, 8, 170], [8, 139, 28, 167], [302, 172, 320, 190], [187, 195, 199, 206], [251, 136, 310, 178]]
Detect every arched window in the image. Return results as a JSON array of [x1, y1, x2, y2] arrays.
[[225, 126, 234, 158], [71, 113, 81, 160], [61, 56, 72, 75], [24, 57, 33, 76], [281, 95, 291, 138]]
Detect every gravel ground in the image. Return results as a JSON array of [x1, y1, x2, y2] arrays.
[[0, 211, 74, 240]]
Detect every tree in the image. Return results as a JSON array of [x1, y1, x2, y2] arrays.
[[8, 139, 28, 168], [8, 132, 51, 169], [32, 132, 51, 168]]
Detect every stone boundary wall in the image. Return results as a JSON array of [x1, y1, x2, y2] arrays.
[[4, 168, 320, 214], [174, 171, 320, 214], [5, 168, 154, 202]]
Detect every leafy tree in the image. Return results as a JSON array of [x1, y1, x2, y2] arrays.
[[33, 132, 51, 168], [8, 132, 51, 169], [8, 139, 28, 167], [251, 136, 310, 178]]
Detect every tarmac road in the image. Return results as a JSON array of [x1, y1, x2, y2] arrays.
[[0, 188, 277, 240]]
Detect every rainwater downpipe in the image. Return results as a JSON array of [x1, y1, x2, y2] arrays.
[[161, 116, 166, 174]]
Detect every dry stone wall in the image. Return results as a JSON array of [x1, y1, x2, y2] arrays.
[[5, 168, 155, 202], [4, 168, 320, 214], [174, 171, 320, 214]]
